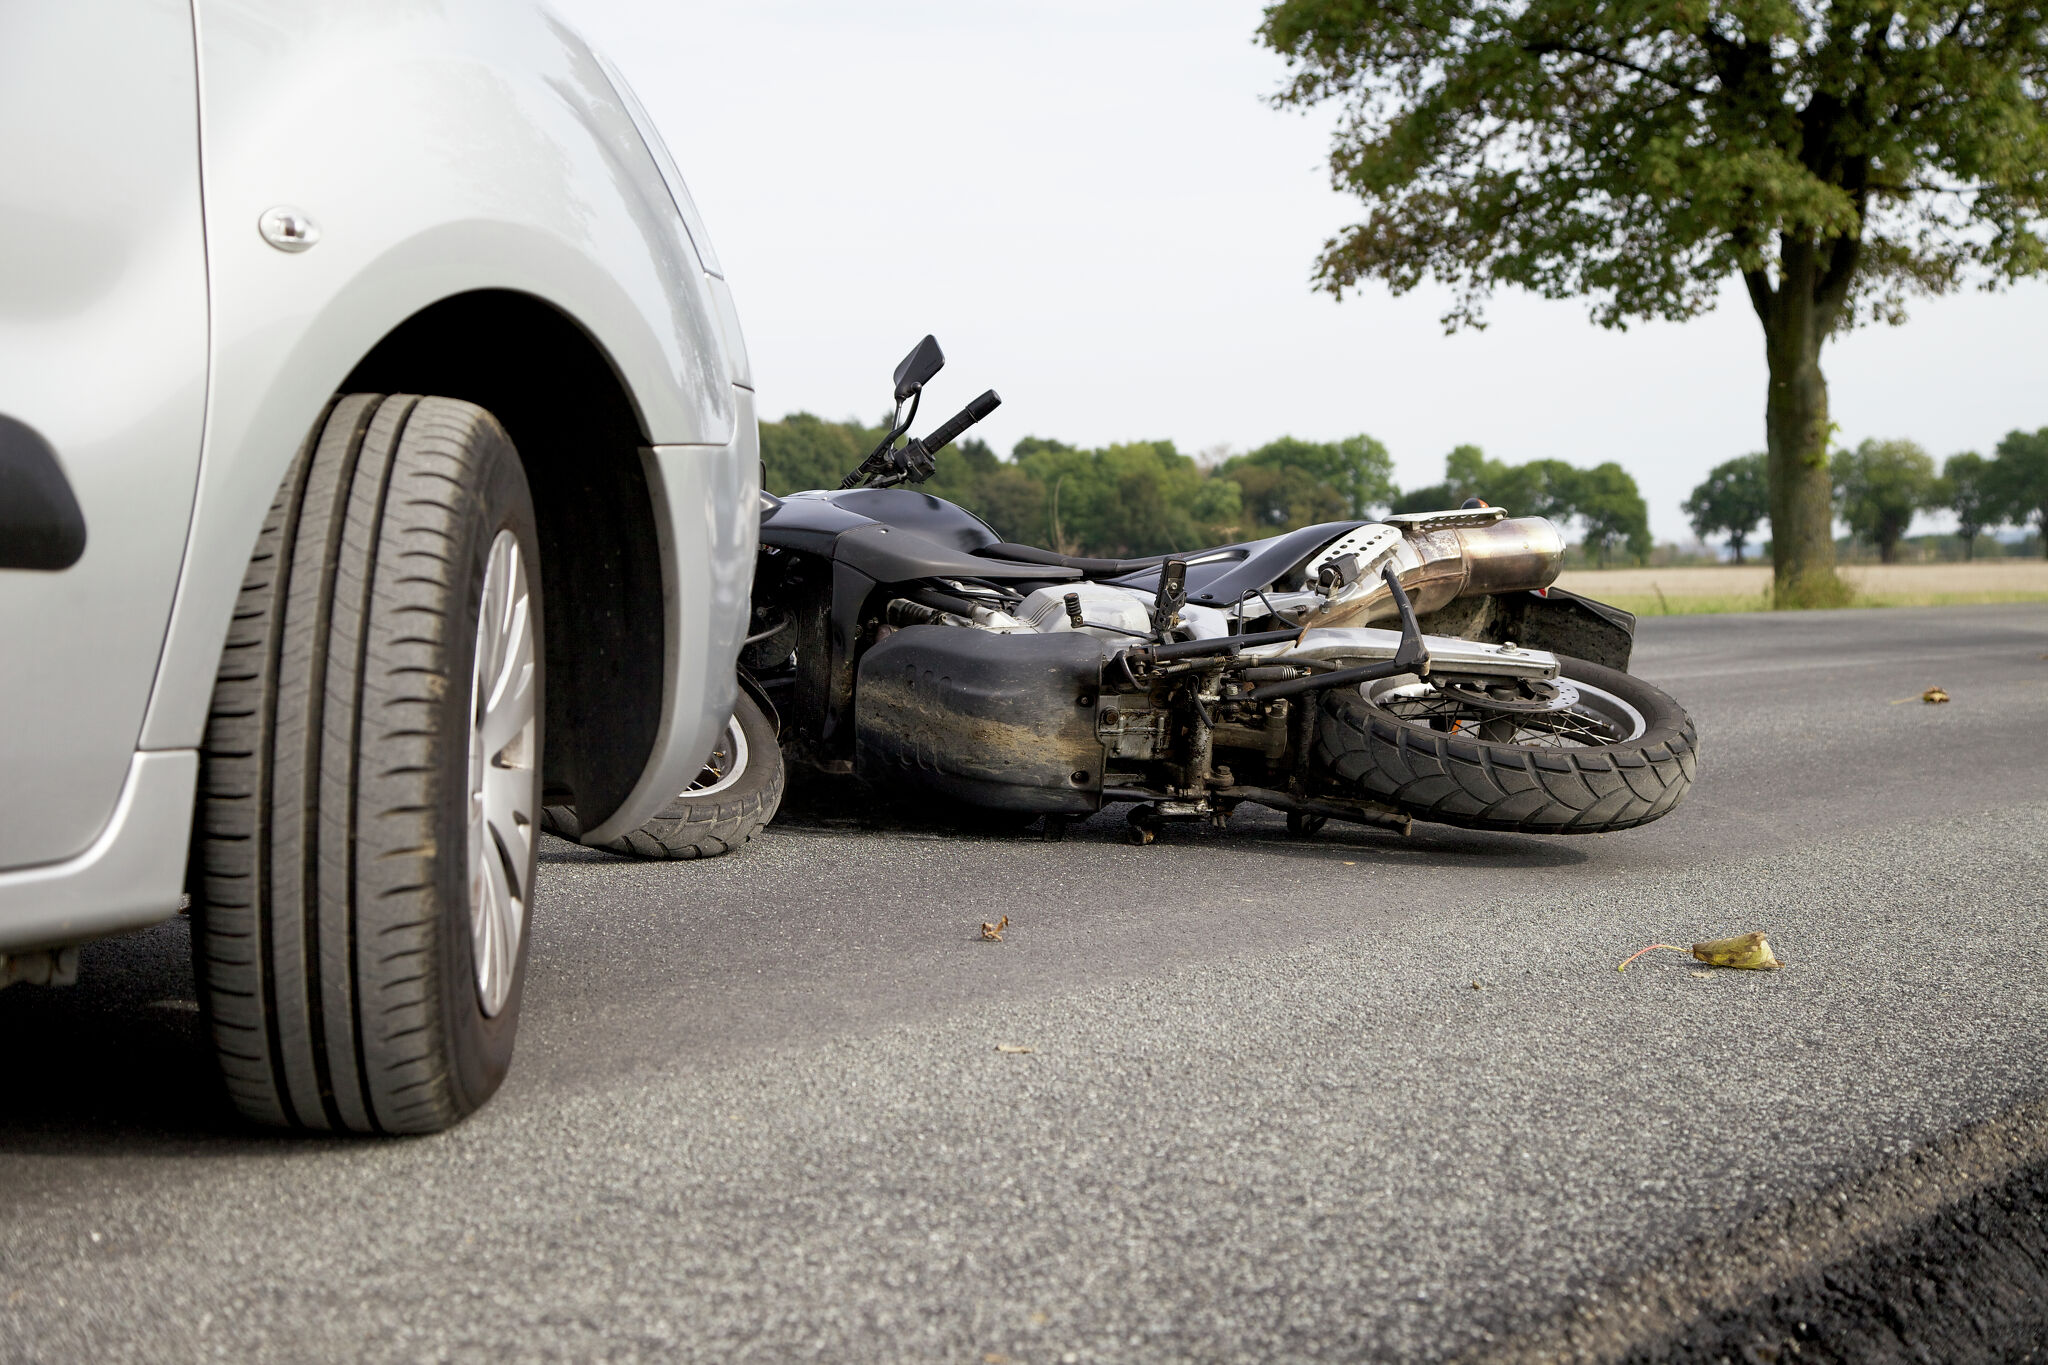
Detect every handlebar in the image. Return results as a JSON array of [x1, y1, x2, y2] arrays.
[[841, 389, 1003, 489], [920, 389, 1001, 457]]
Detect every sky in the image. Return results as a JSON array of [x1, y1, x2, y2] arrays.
[[556, 0, 2048, 545]]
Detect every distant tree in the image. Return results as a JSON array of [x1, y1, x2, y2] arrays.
[[1260, 0, 2048, 607], [1682, 454, 1771, 564], [1993, 428, 2048, 558], [1015, 439, 1241, 557], [966, 466, 1047, 545], [1572, 462, 1654, 567], [1010, 435, 1075, 463], [1940, 452, 1999, 560], [759, 412, 884, 494], [1833, 438, 1938, 563], [1227, 462, 1351, 529], [1492, 459, 1578, 524], [921, 437, 1041, 543], [1389, 481, 1457, 515], [1434, 444, 1577, 522], [1396, 447, 1648, 563], [1220, 434, 1396, 519], [952, 437, 999, 472]]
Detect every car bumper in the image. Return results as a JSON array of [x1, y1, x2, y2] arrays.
[[0, 750, 196, 954]]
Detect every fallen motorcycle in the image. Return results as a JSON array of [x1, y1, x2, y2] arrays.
[[560, 335, 1696, 853], [749, 333, 1701, 846]]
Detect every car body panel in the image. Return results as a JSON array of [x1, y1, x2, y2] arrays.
[[1, 0, 755, 945], [0, 0, 209, 868], [0, 753, 198, 952], [141, 0, 737, 756]]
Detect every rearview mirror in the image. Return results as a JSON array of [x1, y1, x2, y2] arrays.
[[892, 335, 945, 401]]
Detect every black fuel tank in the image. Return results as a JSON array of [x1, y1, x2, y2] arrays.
[[823, 488, 1000, 553], [854, 626, 1107, 814]]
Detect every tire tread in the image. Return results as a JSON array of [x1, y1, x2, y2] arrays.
[[1314, 657, 1697, 835]]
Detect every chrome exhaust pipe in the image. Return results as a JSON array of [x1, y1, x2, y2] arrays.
[[1307, 512, 1564, 629]]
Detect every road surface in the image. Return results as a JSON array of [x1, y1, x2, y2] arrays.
[[5, 604, 2045, 1362]]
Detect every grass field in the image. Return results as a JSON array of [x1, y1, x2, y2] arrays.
[[1553, 561, 2048, 616]]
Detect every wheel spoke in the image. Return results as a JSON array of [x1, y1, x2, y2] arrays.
[[681, 718, 750, 797]]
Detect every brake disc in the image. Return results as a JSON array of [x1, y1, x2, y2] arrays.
[[1434, 677, 1580, 714]]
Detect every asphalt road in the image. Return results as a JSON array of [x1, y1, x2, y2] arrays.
[[4, 604, 2046, 1362]]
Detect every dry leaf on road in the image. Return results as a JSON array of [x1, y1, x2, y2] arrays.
[[1691, 931, 1784, 969], [981, 916, 1009, 942], [1892, 685, 1952, 704], [1619, 931, 1784, 972]]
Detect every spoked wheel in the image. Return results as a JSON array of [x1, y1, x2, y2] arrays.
[[1315, 655, 1696, 834], [541, 690, 783, 859]]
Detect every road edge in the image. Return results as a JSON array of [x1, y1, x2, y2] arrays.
[[1468, 1093, 2048, 1363]]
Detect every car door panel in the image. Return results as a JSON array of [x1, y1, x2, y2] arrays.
[[0, 0, 209, 868]]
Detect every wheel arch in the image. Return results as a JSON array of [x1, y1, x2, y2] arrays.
[[342, 288, 665, 825]]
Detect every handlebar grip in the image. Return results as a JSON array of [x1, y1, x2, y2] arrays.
[[920, 389, 1002, 456]]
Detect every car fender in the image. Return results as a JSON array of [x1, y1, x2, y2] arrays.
[[139, 0, 751, 839]]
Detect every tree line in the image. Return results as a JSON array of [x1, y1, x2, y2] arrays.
[[1684, 430, 2048, 564], [761, 414, 1651, 562]]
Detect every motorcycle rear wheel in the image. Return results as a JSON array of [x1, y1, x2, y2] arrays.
[[1315, 655, 1696, 834]]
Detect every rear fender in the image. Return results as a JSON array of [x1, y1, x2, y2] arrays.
[[1418, 588, 1637, 672]]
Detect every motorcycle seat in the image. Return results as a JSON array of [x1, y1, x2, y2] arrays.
[[971, 541, 1167, 577]]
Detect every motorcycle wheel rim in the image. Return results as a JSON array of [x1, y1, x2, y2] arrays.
[[1360, 673, 1647, 748], [685, 717, 751, 798]]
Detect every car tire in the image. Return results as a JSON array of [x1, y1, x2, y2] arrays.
[[192, 393, 543, 1134], [540, 690, 783, 858]]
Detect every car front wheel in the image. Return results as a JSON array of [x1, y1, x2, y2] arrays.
[[192, 393, 543, 1134]]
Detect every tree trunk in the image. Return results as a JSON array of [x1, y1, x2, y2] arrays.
[[1752, 242, 1850, 609], [1763, 338, 1842, 603], [1729, 537, 1745, 565]]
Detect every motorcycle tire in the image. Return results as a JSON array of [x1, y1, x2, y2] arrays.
[[1315, 655, 1696, 834], [540, 690, 783, 858]]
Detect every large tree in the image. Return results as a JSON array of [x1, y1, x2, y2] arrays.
[[1683, 453, 1771, 562], [1260, 0, 2048, 606], [1834, 437, 1939, 562]]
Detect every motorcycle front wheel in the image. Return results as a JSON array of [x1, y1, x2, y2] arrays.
[[1314, 655, 1696, 834], [541, 690, 784, 858]]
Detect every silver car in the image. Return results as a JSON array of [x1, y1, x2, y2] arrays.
[[0, 0, 757, 1132]]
